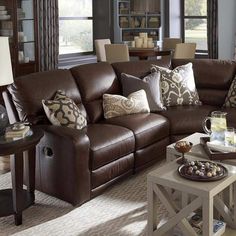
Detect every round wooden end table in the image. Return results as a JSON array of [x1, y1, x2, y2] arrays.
[[0, 127, 44, 225]]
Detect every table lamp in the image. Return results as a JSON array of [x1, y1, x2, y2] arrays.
[[0, 37, 14, 135]]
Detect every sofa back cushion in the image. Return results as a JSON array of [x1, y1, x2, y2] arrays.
[[112, 58, 171, 80], [70, 62, 121, 123], [8, 69, 86, 124], [172, 59, 236, 106]]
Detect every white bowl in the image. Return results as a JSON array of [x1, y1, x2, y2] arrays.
[[0, 15, 10, 20], [0, 10, 7, 15]]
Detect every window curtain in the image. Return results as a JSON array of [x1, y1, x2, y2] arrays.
[[38, 0, 59, 71], [207, 0, 218, 59]]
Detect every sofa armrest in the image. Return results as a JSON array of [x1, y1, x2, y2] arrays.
[[36, 125, 91, 205]]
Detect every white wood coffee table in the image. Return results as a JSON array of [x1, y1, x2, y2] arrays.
[[147, 155, 236, 236], [166, 132, 236, 207]]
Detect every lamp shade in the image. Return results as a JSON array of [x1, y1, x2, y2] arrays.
[[0, 37, 13, 86]]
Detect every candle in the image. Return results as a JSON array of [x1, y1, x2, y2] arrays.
[[148, 41, 154, 48], [139, 32, 145, 38], [131, 41, 135, 48], [135, 38, 143, 48], [143, 38, 148, 48]]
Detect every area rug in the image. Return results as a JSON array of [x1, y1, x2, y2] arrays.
[[0, 161, 168, 236]]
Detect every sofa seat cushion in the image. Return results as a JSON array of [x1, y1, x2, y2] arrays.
[[91, 153, 134, 189], [160, 105, 218, 135], [86, 124, 135, 170], [102, 113, 169, 150]]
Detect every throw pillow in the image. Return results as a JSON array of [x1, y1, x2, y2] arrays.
[[223, 75, 236, 107], [54, 89, 68, 100], [121, 72, 166, 111], [42, 90, 87, 129], [151, 63, 202, 107], [103, 89, 150, 119]]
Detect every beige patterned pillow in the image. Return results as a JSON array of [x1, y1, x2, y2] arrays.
[[42, 90, 87, 129], [103, 89, 150, 119], [151, 63, 202, 107], [223, 76, 236, 107]]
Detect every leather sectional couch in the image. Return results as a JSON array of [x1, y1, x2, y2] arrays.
[[3, 58, 236, 206]]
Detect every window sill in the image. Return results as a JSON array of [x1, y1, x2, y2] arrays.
[[58, 54, 97, 68], [195, 52, 209, 59]]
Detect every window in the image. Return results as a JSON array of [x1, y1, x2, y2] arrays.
[[182, 0, 208, 53], [59, 0, 93, 55]]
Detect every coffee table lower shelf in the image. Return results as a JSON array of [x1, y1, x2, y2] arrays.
[[171, 212, 226, 236], [0, 189, 34, 218]]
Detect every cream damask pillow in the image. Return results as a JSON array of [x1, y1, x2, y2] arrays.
[[151, 63, 202, 107], [103, 89, 150, 119], [42, 90, 87, 129]]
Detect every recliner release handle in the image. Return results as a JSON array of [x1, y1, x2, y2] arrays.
[[43, 147, 53, 157]]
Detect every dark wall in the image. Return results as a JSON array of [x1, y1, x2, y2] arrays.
[[93, 0, 114, 41]]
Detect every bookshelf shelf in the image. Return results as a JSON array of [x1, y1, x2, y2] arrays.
[[0, 0, 39, 77], [114, 0, 163, 43]]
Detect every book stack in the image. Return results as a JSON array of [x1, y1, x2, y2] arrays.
[[189, 213, 226, 235], [0, 6, 10, 20], [172, 213, 226, 236], [5, 125, 30, 140]]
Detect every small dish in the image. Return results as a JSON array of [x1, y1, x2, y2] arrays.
[[174, 140, 193, 164]]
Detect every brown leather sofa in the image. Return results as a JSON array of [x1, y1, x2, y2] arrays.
[[3, 58, 236, 206]]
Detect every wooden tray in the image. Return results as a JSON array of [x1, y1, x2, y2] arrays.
[[200, 137, 236, 160], [178, 161, 228, 182]]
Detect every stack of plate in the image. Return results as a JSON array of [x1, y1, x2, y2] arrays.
[[0, 6, 11, 20], [0, 29, 13, 36]]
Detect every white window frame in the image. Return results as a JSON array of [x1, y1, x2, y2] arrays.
[[181, 0, 208, 54], [58, 1, 94, 58]]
